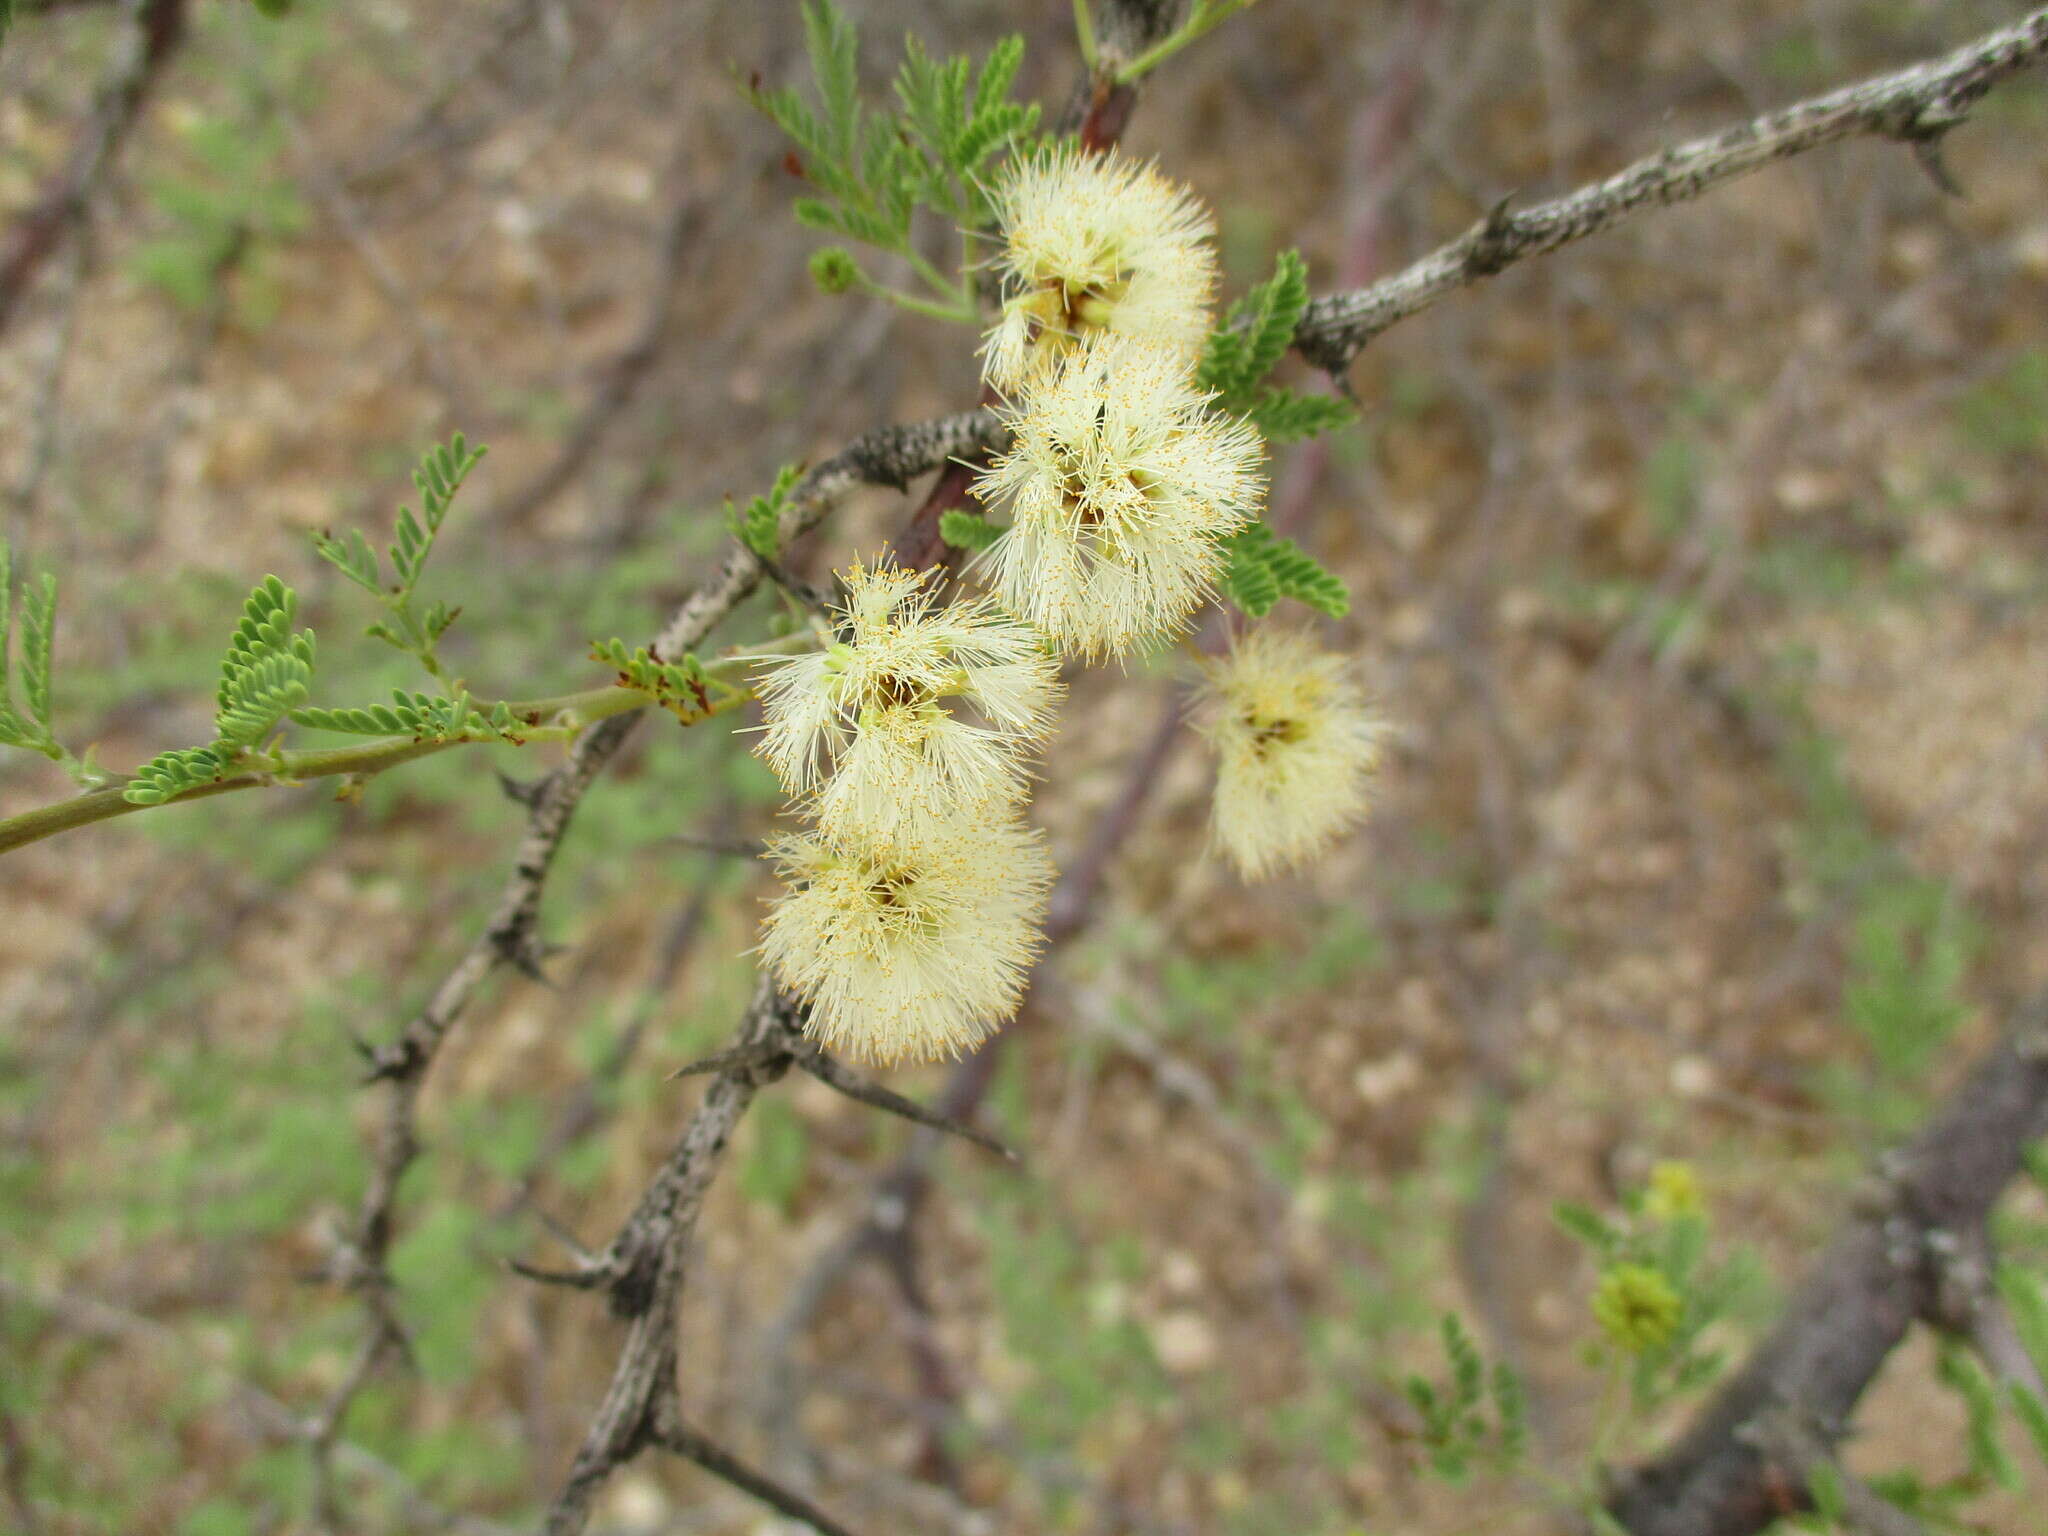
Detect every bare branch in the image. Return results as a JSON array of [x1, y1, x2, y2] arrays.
[[667, 1039, 793, 1080], [1295, 8, 2048, 373]]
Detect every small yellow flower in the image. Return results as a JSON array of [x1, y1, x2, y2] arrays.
[[972, 335, 1265, 659], [1194, 626, 1383, 879], [1643, 1161, 1704, 1223], [758, 814, 1055, 1064], [1592, 1264, 1683, 1355], [982, 147, 1218, 395], [753, 560, 1063, 838]]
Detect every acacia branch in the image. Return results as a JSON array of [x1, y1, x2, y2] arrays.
[[304, 407, 996, 1510], [1609, 998, 2048, 1536], [1293, 7, 2048, 373], [540, 979, 817, 1535]]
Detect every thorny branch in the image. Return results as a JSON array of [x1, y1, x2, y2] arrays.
[[536, 978, 808, 1536], [1293, 6, 2048, 374], [306, 407, 995, 1517]]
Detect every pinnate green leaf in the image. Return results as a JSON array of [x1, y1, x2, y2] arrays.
[[938, 510, 1003, 552], [1219, 521, 1348, 619]]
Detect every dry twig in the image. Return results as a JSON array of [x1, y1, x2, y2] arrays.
[[1294, 7, 2048, 373]]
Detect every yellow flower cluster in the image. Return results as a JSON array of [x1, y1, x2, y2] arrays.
[[1592, 1263, 1684, 1355], [751, 148, 1385, 1064], [1194, 627, 1384, 880], [980, 147, 1217, 394], [974, 335, 1264, 659], [752, 561, 1058, 1063]]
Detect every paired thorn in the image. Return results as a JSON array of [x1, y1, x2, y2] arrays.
[[1885, 96, 1971, 198], [488, 920, 560, 984]]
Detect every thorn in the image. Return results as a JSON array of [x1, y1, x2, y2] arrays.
[[531, 1203, 598, 1262], [490, 921, 558, 984], [667, 1040, 790, 1079], [360, 1039, 418, 1085], [508, 1255, 611, 1290], [753, 551, 833, 615], [382, 1317, 421, 1375], [794, 1047, 1018, 1161], [1464, 193, 1520, 277], [661, 832, 764, 858], [494, 768, 548, 807], [1910, 137, 1964, 197]]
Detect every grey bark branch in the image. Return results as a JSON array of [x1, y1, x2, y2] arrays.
[[1294, 7, 2048, 373], [542, 979, 813, 1535], [1609, 998, 2048, 1536]]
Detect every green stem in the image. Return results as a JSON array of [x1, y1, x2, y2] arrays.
[[1114, 0, 1260, 83], [0, 681, 736, 859], [1071, 0, 1098, 68], [903, 246, 973, 318], [859, 273, 974, 324]]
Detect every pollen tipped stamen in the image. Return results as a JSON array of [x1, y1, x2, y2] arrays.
[[1197, 629, 1384, 880], [754, 559, 1063, 839]]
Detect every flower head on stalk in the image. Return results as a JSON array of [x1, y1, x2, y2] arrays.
[[1195, 626, 1383, 879], [972, 334, 1265, 659], [982, 147, 1217, 395], [753, 560, 1061, 838], [759, 813, 1054, 1063]]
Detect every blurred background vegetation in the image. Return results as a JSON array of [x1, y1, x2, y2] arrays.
[[3, 1, 2048, 1531]]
